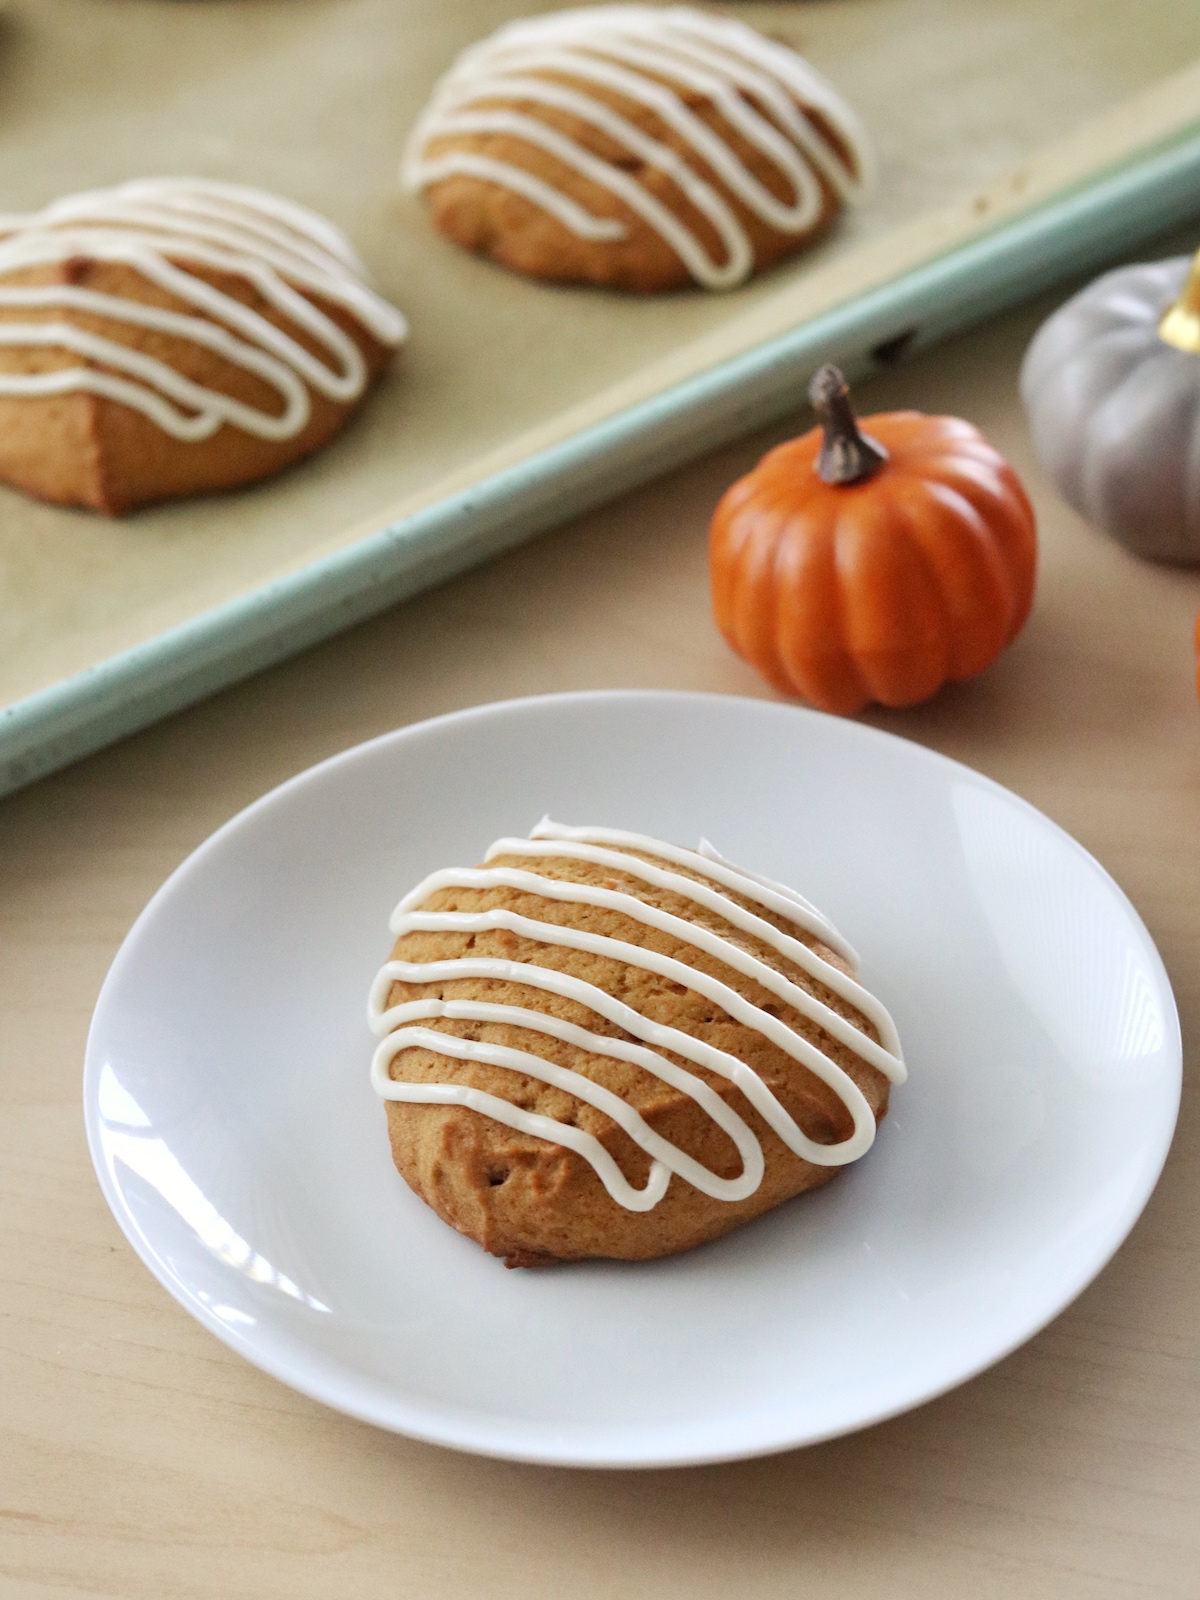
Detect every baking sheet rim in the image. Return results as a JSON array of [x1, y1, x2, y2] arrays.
[[4, 119, 1200, 797]]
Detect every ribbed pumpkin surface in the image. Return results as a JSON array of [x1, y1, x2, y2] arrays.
[[709, 411, 1037, 714]]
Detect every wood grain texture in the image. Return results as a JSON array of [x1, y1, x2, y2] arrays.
[[2, 296, 1198, 1598]]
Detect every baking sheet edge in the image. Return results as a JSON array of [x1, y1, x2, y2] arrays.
[[3, 127, 1200, 798]]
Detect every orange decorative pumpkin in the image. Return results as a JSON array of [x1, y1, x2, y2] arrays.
[[709, 365, 1038, 714]]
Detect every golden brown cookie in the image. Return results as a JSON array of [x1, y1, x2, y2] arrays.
[[0, 179, 407, 514], [368, 822, 904, 1266], [402, 5, 873, 294]]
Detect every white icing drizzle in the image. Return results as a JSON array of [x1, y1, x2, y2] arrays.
[[401, 4, 872, 290], [369, 822, 904, 1212], [0, 178, 407, 441], [528, 819, 860, 964]]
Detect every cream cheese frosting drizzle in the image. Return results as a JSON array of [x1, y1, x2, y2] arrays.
[[0, 178, 407, 441], [401, 4, 872, 290], [369, 822, 904, 1212]]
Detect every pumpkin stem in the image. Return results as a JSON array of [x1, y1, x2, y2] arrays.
[[1159, 251, 1200, 353], [809, 364, 889, 486]]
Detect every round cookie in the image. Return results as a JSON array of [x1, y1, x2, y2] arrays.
[[368, 822, 904, 1266], [401, 4, 873, 293], [0, 178, 407, 514]]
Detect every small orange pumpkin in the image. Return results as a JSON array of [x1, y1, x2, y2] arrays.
[[709, 365, 1038, 714]]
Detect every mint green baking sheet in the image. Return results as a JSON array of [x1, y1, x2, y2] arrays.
[[3, 0, 1200, 795]]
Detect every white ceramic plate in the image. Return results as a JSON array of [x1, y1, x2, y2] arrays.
[[84, 691, 1181, 1467]]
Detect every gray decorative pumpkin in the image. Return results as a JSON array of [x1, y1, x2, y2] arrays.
[[1020, 254, 1200, 563]]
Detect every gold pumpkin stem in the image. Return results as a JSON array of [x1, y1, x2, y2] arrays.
[[1159, 251, 1200, 353], [809, 364, 889, 486]]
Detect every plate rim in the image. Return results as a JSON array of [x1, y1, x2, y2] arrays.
[[83, 688, 1184, 1468]]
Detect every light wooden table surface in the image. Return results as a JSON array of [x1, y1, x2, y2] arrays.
[[2, 295, 1198, 1600]]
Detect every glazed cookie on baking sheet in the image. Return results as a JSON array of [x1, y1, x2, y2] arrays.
[[0, 178, 408, 514], [402, 4, 873, 294], [368, 820, 904, 1266]]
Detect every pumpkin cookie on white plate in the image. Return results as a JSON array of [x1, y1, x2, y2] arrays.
[[402, 4, 873, 293], [368, 819, 905, 1266], [0, 178, 408, 514]]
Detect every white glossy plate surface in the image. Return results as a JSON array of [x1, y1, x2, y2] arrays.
[[84, 691, 1181, 1467]]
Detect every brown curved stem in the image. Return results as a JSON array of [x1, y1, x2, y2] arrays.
[[1159, 251, 1200, 353], [808, 363, 889, 485]]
